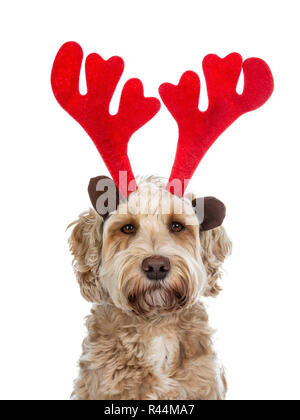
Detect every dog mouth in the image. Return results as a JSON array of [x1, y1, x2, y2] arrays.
[[117, 252, 198, 316], [126, 276, 189, 315]]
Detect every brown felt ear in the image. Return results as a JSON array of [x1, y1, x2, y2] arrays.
[[88, 176, 120, 219], [192, 197, 226, 231]]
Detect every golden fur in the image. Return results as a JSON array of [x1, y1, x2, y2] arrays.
[[69, 177, 232, 400]]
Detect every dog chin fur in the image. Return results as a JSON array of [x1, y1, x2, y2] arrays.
[[69, 176, 232, 400]]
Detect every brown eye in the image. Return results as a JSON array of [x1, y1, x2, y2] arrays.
[[170, 221, 185, 233], [121, 224, 136, 234]]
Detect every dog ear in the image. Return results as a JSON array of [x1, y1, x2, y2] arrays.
[[88, 176, 120, 218], [200, 226, 232, 297], [68, 209, 106, 302], [192, 197, 226, 231]]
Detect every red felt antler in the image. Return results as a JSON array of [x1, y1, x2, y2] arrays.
[[159, 53, 274, 196], [51, 42, 161, 197]]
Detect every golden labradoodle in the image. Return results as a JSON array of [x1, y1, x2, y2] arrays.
[[69, 176, 232, 400], [51, 43, 272, 401]]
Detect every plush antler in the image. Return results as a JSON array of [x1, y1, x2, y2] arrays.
[[159, 53, 274, 196], [51, 42, 161, 197]]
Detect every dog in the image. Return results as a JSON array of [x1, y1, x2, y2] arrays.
[[68, 176, 232, 400], [51, 42, 272, 401]]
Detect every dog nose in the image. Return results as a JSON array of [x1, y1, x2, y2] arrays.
[[142, 256, 170, 280]]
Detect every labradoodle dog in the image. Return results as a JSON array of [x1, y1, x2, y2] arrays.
[[69, 176, 232, 400]]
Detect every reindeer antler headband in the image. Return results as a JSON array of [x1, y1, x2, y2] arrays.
[[51, 42, 274, 226]]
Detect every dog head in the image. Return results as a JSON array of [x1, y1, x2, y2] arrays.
[[69, 177, 232, 317]]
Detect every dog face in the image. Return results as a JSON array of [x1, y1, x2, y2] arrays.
[[100, 180, 205, 315], [69, 177, 232, 316]]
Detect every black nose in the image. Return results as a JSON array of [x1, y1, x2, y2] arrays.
[[142, 256, 170, 280]]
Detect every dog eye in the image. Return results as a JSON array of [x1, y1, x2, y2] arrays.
[[121, 224, 136, 234], [170, 222, 185, 232]]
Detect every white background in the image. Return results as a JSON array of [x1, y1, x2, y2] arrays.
[[0, 0, 299, 400]]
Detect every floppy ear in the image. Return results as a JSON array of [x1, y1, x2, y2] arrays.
[[200, 226, 232, 297], [192, 197, 226, 231], [88, 175, 120, 218], [68, 209, 106, 302]]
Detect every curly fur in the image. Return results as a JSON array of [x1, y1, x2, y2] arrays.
[[201, 227, 232, 297], [69, 211, 104, 302], [68, 176, 232, 400]]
